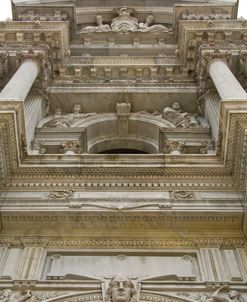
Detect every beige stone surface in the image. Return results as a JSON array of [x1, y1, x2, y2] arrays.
[[0, 0, 247, 300]]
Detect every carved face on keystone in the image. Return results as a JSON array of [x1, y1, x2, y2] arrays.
[[107, 275, 136, 302]]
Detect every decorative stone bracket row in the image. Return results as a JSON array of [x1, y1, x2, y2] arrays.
[[57, 64, 188, 83]]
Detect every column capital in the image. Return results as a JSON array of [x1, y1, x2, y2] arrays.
[[197, 47, 232, 83], [59, 141, 82, 155], [196, 45, 247, 94], [163, 140, 186, 154], [16, 48, 51, 88]]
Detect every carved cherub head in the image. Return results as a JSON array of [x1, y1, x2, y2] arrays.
[[73, 103, 82, 114], [96, 15, 103, 25], [145, 15, 154, 25], [171, 102, 182, 112], [54, 108, 63, 118], [106, 276, 137, 302]]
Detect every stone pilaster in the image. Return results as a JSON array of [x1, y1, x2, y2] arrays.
[[0, 60, 39, 101], [199, 248, 227, 282], [222, 249, 243, 281], [209, 60, 247, 100], [0, 248, 23, 279], [236, 248, 247, 282], [16, 247, 44, 280]]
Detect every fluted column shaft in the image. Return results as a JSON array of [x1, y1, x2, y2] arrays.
[[0, 60, 39, 100], [205, 94, 220, 142], [24, 95, 45, 148], [209, 60, 247, 99]]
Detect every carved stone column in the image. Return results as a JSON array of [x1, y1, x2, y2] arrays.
[[0, 60, 39, 101], [208, 60, 247, 99], [24, 95, 45, 148], [204, 94, 220, 142]]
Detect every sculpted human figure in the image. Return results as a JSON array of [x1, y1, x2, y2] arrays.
[[0, 289, 12, 302], [80, 15, 111, 33], [39, 104, 96, 128], [163, 102, 204, 128], [138, 15, 168, 32], [43, 108, 72, 128], [0, 290, 32, 302], [106, 275, 137, 302], [210, 286, 244, 302]]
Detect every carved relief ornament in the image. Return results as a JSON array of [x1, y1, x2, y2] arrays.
[[181, 9, 231, 21], [111, 8, 138, 32], [197, 47, 233, 83], [80, 9, 168, 33], [163, 140, 186, 154], [18, 9, 69, 21], [16, 48, 51, 87], [58, 141, 81, 154]]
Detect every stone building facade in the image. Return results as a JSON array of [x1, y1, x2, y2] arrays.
[[0, 1, 247, 302]]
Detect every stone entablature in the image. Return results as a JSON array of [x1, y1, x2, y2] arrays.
[[1, 98, 247, 190]]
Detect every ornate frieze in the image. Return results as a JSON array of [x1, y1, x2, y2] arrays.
[[0, 236, 246, 249]]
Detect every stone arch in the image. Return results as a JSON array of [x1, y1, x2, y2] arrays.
[[71, 113, 174, 154]]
